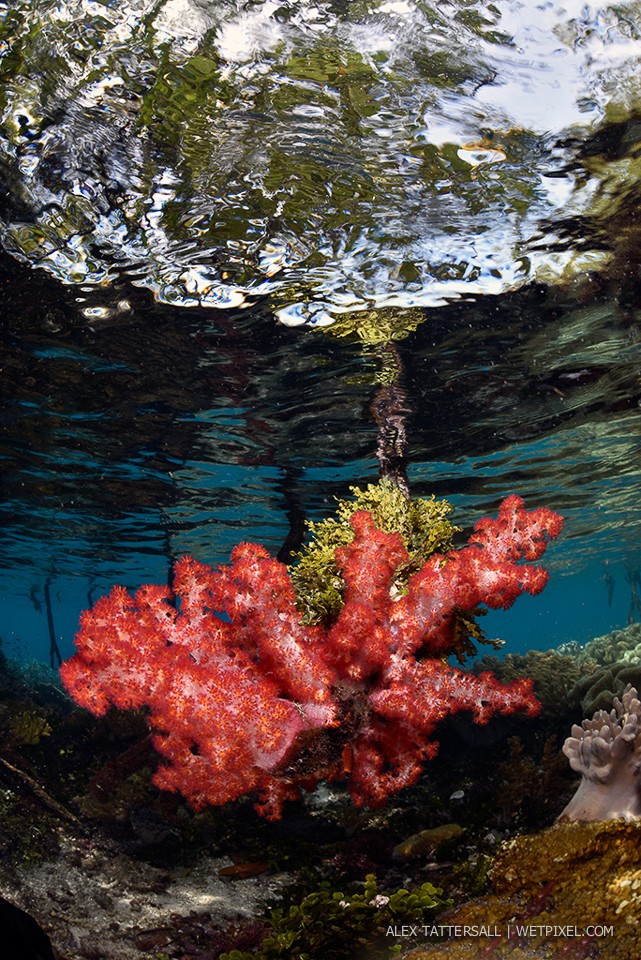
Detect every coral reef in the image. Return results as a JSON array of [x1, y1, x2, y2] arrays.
[[474, 649, 582, 716], [60, 495, 562, 819], [559, 683, 641, 822], [566, 622, 641, 670], [575, 661, 641, 717], [559, 622, 641, 714], [405, 820, 641, 960]]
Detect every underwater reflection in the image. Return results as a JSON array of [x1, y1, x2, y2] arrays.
[[2, 0, 641, 324]]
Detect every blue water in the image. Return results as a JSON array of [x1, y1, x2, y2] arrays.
[[2, 0, 641, 674], [1, 264, 639, 667]]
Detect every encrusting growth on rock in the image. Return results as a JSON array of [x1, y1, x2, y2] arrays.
[[407, 819, 641, 960]]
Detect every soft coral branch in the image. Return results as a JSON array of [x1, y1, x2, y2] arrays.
[[391, 495, 563, 657], [60, 495, 562, 818]]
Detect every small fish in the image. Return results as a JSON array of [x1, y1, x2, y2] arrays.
[[392, 823, 464, 860]]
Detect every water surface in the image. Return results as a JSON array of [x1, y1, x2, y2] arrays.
[[1, 1, 641, 665], [2, 0, 641, 322]]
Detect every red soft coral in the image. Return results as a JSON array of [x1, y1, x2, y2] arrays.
[[60, 496, 562, 817]]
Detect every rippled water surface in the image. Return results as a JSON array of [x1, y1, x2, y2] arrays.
[[1, 1, 641, 665], [2, 0, 641, 322]]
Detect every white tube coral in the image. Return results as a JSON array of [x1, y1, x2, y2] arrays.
[[559, 684, 641, 821]]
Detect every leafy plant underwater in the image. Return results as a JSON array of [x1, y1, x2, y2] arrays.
[[218, 875, 451, 960]]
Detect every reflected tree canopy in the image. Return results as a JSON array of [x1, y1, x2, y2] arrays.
[[2, 0, 641, 328]]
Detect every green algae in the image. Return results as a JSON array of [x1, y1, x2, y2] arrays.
[[289, 478, 458, 625]]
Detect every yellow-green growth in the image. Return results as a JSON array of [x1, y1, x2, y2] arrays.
[[450, 606, 504, 664], [9, 705, 52, 746], [325, 306, 427, 345], [289, 479, 459, 625], [220, 874, 450, 960]]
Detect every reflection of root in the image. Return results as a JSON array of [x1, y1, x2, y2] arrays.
[[369, 342, 410, 498]]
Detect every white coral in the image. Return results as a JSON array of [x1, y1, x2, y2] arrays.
[[559, 684, 641, 821]]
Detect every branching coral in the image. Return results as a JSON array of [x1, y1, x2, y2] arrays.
[[61, 494, 562, 818], [560, 683, 641, 821]]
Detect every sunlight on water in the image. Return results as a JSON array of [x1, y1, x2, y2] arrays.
[[2, 0, 641, 324]]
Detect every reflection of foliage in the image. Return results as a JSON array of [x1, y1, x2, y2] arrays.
[[220, 874, 451, 960], [0, 0, 589, 314], [284, 43, 378, 125], [326, 307, 427, 345], [139, 53, 220, 132], [289, 478, 458, 624]]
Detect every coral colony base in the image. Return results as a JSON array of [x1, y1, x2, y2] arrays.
[[560, 684, 641, 822], [60, 493, 563, 819]]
